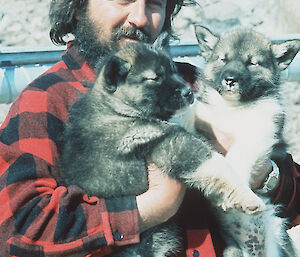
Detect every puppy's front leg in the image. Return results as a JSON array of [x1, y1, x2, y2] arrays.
[[185, 151, 265, 214], [150, 128, 265, 214]]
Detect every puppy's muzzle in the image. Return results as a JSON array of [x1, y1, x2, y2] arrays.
[[224, 76, 238, 88], [178, 87, 194, 105], [221, 71, 240, 90]]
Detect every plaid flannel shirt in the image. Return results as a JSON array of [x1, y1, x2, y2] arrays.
[[0, 43, 139, 257], [0, 42, 299, 257]]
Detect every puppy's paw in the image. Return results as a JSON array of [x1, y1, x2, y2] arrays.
[[223, 187, 265, 215]]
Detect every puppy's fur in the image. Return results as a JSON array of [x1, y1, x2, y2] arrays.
[[191, 25, 300, 257], [61, 43, 266, 256]]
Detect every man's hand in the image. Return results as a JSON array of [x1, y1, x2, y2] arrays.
[[136, 162, 186, 233]]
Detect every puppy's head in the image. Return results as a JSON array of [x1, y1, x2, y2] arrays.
[[96, 43, 194, 120], [194, 25, 300, 103]]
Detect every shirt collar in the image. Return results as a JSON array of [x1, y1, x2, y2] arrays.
[[61, 41, 96, 87]]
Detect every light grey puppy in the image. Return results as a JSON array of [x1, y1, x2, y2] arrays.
[[190, 25, 300, 257]]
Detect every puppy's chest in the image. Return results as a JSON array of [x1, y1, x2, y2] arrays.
[[195, 91, 282, 140]]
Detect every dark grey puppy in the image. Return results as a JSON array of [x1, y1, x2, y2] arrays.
[[191, 25, 300, 257], [61, 43, 265, 257]]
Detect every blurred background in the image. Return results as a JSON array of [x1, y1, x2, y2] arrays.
[[0, 0, 299, 163]]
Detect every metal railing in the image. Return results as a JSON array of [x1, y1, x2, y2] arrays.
[[1, 37, 300, 104], [0, 46, 65, 103]]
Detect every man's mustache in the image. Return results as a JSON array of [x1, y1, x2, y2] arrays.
[[113, 25, 153, 43]]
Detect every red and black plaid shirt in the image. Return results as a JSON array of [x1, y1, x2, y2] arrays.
[[0, 43, 139, 257], [0, 43, 299, 257]]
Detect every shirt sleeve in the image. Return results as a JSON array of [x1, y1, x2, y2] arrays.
[[0, 84, 140, 256], [272, 154, 300, 225]]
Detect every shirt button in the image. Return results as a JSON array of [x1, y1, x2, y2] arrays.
[[114, 231, 124, 241], [192, 250, 200, 257]]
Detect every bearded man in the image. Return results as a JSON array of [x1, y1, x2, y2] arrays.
[[0, 0, 298, 256]]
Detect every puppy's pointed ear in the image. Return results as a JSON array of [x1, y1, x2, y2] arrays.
[[103, 56, 130, 93], [153, 31, 170, 50], [271, 40, 300, 71], [194, 25, 219, 60]]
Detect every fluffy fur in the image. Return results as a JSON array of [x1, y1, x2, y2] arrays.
[[61, 43, 266, 256], [190, 25, 300, 257]]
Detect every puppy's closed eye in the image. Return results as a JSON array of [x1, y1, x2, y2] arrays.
[[143, 76, 160, 82], [142, 70, 161, 83]]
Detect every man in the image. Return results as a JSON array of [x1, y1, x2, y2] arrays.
[[0, 0, 298, 256]]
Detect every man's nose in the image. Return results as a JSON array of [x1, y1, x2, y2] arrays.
[[127, 0, 149, 28]]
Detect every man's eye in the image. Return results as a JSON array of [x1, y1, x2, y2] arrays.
[[148, 0, 166, 8], [117, 0, 135, 5]]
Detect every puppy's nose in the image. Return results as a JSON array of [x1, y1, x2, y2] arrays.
[[225, 76, 238, 87], [181, 87, 194, 104]]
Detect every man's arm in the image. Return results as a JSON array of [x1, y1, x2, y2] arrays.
[[137, 163, 186, 232]]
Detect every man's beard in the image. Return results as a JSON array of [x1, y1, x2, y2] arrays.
[[73, 14, 153, 68]]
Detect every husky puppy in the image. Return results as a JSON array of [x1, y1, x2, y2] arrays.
[[192, 25, 300, 257], [61, 43, 266, 257]]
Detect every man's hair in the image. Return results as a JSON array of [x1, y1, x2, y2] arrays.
[[49, 0, 195, 45]]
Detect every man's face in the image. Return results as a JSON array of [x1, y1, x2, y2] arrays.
[[74, 0, 167, 67], [88, 0, 166, 48]]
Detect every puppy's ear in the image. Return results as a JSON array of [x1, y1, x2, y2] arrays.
[[271, 40, 300, 70], [153, 31, 170, 50], [103, 56, 130, 93], [194, 25, 219, 60]]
